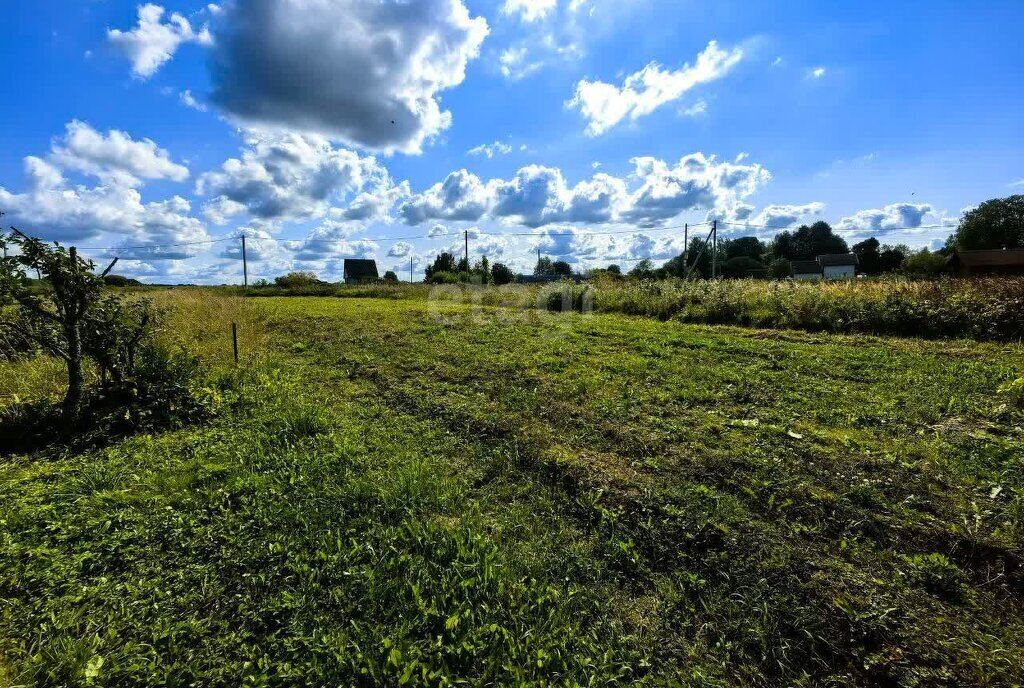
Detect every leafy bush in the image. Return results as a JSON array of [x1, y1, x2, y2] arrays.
[[0, 341, 211, 454], [274, 271, 320, 288], [902, 553, 968, 602]]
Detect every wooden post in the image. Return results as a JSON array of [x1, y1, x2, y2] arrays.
[[711, 220, 718, 279], [241, 234, 248, 288], [410, 256, 414, 283], [683, 223, 688, 276], [231, 322, 239, 364], [464, 229, 469, 277]]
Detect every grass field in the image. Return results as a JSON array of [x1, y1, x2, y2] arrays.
[[1, 291, 1023, 686]]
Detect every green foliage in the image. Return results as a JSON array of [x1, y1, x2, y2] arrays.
[[383, 270, 399, 283], [903, 248, 949, 276], [551, 260, 573, 276], [274, 271, 320, 288], [953, 195, 1024, 250], [425, 252, 457, 281], [490, 262, 515, 285], [102, 274, 142, 287], [722, 256, 765, 278], [768, 258, 792, 278], [772, 221, 849, 260], [534, 255, 554, 276], [902, 554, 969, 602]]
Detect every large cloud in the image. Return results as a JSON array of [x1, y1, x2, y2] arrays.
[[622, 153, 770, 226], [50, 120, 189, 185], [399, 169, 493, 224], [208, 0, 488, 153], [569, 41, 743, 135], [836, 203, 933, 234], [0, 156, 209, 252], [107, 3, 212, 78], [197, 131, 385, 223], [398, 153, 769, 229]]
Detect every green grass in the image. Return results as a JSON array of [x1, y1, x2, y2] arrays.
[[244, 276, 1024, 341], [1, 293, 1022, 686]]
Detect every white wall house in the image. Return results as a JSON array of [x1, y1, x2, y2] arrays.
[[818, 254, 859, 279]]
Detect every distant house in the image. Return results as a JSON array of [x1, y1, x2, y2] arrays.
[[343, 259, 379, 284], [791, 254, 858, 280], [792, 260, 822, 280], [950, 249, 1024, 277], [817, 253, 859, 279]]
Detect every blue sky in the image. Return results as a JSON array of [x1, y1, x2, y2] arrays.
[[1, 0, 1022, 283]]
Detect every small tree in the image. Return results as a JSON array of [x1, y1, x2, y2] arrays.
[[903, 248, 948, 277], [491, 262, 514, 285], [551, 260, 573, 277], [534, 256, 554, 276], [0, 229, 118, 417], [768, 258, 793, 279], [382, 270, 399, 283]]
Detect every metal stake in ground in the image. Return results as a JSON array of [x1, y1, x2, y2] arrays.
[[231, 322, 239, 364]]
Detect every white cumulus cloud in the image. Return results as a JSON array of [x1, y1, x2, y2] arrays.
[[50, 120, 190, 185], [107, 3, 212, 78], [197, 131, 385, 223], [502, 0, 558, 22], [569, 41, 743, 135]]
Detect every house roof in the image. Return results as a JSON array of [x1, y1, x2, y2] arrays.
[[344, 258, 379, 280], [817, 253, 859, 267], [791, 260, 821, 274], [954, 249, 1024, 267]]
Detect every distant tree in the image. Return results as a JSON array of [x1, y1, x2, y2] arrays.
[[723, 256, 765, 278], [606, 264, 621, 275], [551, 260, 573, 277], [628, 259, 655, 279], [724, 236, 766, 261], [879, 244, 908, 272], [475, 255, 490, 281], [382, 270, 398, 283], [951, 195, 1024, 250], [682, 237, 715, 278], [534, 256, 554, 276], [796, 221, 849, 258], [852, 238, 883, 275], [274, 271, 319, 288], [425, 252, 457, 280], [768, 258, 793, 278], [903, 248, 949, 276], [773, 221, 848, 260], [102, 274, 142, 287], [491, 262, 514, 285]]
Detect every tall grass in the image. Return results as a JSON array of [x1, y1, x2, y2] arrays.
[[250, 277, 1024, 341], [0, 288, 266, 407]]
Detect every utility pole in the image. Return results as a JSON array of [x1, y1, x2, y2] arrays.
[[241, 233, 249, 288], [464, 229, 469, 276], [711, 220, 717, 280], [682, 223, 688, 276], [410, 256, 414, 283]]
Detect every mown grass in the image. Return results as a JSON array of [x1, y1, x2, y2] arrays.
[[1, 291, 1022, 685]]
